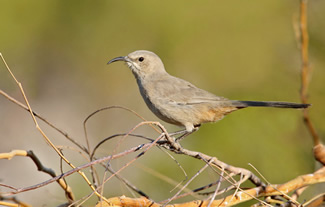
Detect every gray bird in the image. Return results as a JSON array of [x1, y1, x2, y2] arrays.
[[107, 50, 310, 133]]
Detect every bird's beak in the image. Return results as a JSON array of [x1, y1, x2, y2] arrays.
[[107, 56, 130, 65]]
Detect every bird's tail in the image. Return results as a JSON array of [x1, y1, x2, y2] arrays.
[[231, 100, 310, 109]]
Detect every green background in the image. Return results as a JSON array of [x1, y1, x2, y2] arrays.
[[0, 1, 324, 206]]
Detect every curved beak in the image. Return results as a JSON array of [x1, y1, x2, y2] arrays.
[[107, 56, 130, 65]]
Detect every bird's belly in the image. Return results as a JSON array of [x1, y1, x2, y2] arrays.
[[147, 100, 230, 126]]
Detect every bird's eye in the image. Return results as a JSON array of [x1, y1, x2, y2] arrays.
[[139, 57, 144, 62]]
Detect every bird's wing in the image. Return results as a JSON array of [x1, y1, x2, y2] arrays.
[[151, 75, 229, 105]]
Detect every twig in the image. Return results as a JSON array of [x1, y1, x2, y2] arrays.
[[0, 89, 88, 154], [97, 167, 325, 207], [0, 53, 112, 203], [83, 106, 159, 187], [0, 150, 75, 201], [166, 147, 264, 187], [206, 165, 224, 207], [135, 162, 195, 198], [248, 163, 300, 206], [79, 121, 168, 205], [298, 0, 324, 165], [161, 159, 212, 206], [90, 133, 154, 160], [0, 121, 165, 197], [303, 192, 325, 207], [98, 121, 164, 201], [0, 196, 31, 207]]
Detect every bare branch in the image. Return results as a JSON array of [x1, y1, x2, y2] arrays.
[[0, 150, 74, 201], [298, 0, 324, 165]]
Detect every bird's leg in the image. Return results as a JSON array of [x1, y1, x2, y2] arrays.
[[157, 129, 187, 145], [169, 129, 188, 136], [175, 124, 200, 142], [157, 125, 200, 151], [161, 131, 182, 151], [156, 129, 186, 150]]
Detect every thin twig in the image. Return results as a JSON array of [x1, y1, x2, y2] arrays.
[[161, 160, 212, 206], [98, 121, 164, 200], [99, 167, 325, 207], [0, 89, 88, 154], [83, 105, 159, 187], [299, 0, 320, 146], [166, 147, 264, 187], [1, 141, 152, 196], [298, 0, 325, 166], [0, 150, 75, 201], [303, 192, 325, 207], [0, 53, 109, 203]]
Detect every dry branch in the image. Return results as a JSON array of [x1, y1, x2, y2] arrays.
[[1, 1, 324, 206], [298, 0, 324, 165], [0, 150, 74, 201], [0, 53, 111, 203], [96, 167, 325, 207]]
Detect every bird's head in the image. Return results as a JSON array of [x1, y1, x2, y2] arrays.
[[108, 50, 166, 79]]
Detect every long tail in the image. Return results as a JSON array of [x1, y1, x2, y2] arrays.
[[231, 100, 310, 109]]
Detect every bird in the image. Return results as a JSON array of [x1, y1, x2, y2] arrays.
[[107, 50, 310, 133]]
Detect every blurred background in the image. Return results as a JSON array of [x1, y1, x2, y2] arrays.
[[0, 0, 324, 206]]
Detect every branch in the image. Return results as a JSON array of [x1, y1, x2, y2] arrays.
[[167, 147, 264, 187], [298, 0, 324, 165], [95, 167, 325, 207], [0, 89, 88, 154], [0, 53, 110, 203], [0, 150, 74, 201]]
